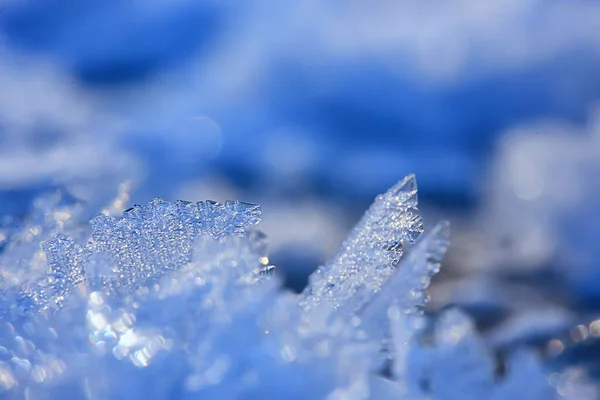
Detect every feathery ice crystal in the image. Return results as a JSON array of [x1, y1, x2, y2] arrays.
[[0, 175, 593, 399]]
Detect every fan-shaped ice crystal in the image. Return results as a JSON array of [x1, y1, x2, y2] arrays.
[[88, 198, 261, 294]]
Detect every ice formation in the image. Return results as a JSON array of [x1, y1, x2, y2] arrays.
[[0, 175, 593, 399]]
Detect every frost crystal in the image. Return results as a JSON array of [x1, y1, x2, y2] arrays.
[[299, 174, 424, 318], [0, 175, 594, 399], [360, 221, 450, 333], [88, 198, 261, 294]]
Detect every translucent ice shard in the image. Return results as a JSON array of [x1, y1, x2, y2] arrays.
[[0, 198, 263, 319], [299, 174, 424, 318], [360, 221, 450, 339], [356, 221, 450, 384], [89, 198, 261, 294]]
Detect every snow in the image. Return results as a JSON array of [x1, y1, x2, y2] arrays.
[[0, 175, 591, 399]]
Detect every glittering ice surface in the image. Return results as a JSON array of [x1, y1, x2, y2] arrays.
[[0, 175, 595, 399], [299, 174, 424, 316]]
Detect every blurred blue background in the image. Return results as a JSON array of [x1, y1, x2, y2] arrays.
[[2, 0, 600, 353]]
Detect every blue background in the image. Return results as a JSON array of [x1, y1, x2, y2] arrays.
[[1, 1, 600, 332]]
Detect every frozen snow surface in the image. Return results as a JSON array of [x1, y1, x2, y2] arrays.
[[0, 175, 594, 399]]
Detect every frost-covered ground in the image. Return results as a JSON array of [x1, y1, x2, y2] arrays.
[[0, 176, 596, 399], [1, 0, 600, 398]]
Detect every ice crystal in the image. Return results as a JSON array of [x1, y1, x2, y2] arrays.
[[0, 190, 85, 290], [88, 198, 261, 295], [360, 221, 450, 334], [299, 174, 424, 319], [0, 175, 595, 399]]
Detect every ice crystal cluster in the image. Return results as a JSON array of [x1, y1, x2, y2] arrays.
[[0, 175, 590, 399]]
